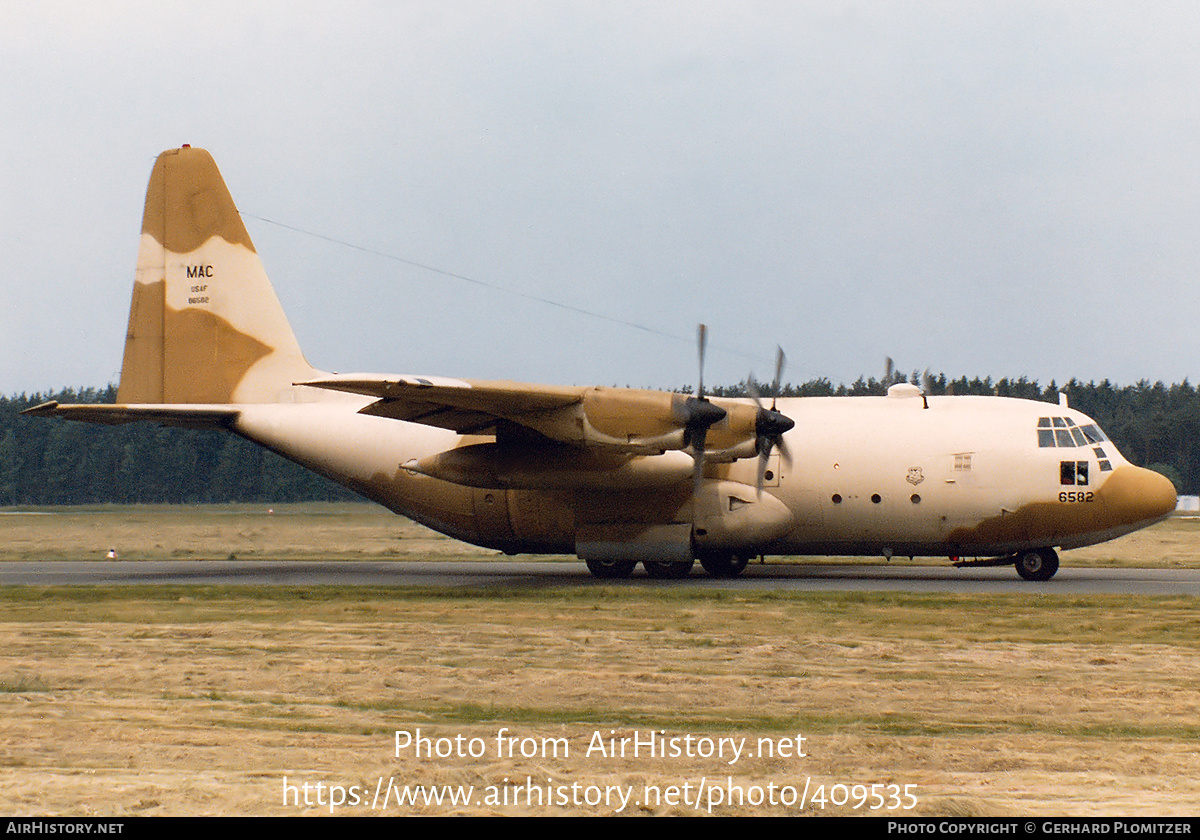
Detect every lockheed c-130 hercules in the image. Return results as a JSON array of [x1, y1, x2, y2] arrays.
[[26, 146, 1178, 581]]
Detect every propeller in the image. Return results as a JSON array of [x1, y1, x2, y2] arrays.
[[919, 368, 935, 409], [682, 324, 727, 490], [747, 345, 795, 495]]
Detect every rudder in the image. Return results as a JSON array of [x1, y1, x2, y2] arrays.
[[117, 146, 316, 404]]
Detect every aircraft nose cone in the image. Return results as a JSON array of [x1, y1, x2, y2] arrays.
[[1103, 465, 1177, 524]]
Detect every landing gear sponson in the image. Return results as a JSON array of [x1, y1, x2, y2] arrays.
[[590, 546, 1063, 581], [585, 554, 748, 580]]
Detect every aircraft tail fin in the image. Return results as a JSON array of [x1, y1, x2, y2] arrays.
[[116, 146, 318, 404]]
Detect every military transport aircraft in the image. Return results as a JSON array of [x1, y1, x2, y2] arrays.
[[25, 146, 1178, 581]]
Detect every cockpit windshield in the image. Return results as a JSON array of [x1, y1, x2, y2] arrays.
[[1037, 416, 1107, 448]]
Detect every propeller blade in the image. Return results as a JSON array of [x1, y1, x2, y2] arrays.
[[920, 368, 935, 409], [692, 426, 708, 492], [747, 373, 763, 406], [921, 368, 935, 394], [777, 436, 792, 468], [771, 346, 786, 408], [686, 324, 723, 494]]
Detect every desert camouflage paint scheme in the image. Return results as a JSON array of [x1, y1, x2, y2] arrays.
[[26, 147, 1178, 580]]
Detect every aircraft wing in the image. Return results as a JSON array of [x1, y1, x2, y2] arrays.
[[298, 374, 768, 458], [297, 375, 586, 435], [21, 402, 239, 430]]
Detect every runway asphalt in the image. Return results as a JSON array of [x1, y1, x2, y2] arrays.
[[1, 560, 1197, 595]]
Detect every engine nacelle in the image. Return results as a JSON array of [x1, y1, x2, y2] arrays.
[[408, 443, 694, 490], [524, 387, 762, 456]]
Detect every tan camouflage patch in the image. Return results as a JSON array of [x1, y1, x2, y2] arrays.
[[141, 147, 256, 254]]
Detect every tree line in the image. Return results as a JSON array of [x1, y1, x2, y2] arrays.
[[0, 387, 357, 506], [1, 376, 1196, 505]]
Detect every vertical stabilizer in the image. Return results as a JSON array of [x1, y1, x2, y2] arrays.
[[117, 146, 316, 404]]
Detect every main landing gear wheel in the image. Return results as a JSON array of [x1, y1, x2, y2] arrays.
[[585, 558, 637, 579], [1014, 548, 1059, 582], [699, 553, 750, 579], [642, 559, 695, 579]]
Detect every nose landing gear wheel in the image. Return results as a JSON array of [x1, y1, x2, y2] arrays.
[[698, 553, 750, 578], [1014, 548, 1059, 581]]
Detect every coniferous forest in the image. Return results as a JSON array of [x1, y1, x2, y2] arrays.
[[0, 386, 358, 506], [1, 375, 1196, 505]]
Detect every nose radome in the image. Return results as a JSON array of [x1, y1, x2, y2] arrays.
[[1102, 465, 1178, 524]]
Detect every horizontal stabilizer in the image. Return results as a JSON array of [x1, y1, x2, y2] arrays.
[[21, 401, 239, 430]]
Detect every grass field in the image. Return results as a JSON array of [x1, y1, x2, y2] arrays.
[[2, 502, 1199, 567], [0, 506, 1197, 816]]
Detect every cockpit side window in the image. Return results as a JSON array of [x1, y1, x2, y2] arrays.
[[1061, 460, 1089, 486], [1080, 424, 1107, 443], [1060, 461, 1075, 484]]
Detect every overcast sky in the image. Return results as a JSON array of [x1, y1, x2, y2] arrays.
[[5, 1, 1200, 397]]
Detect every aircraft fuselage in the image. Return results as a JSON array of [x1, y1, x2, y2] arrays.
[[232, 383, 1176, 565]]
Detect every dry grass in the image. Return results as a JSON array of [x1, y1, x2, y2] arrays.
[[0, 586, 1197, 816], [0, 504, 475, 563], [2, 502, 1197, 567], [0, 507, 1196, 816]]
